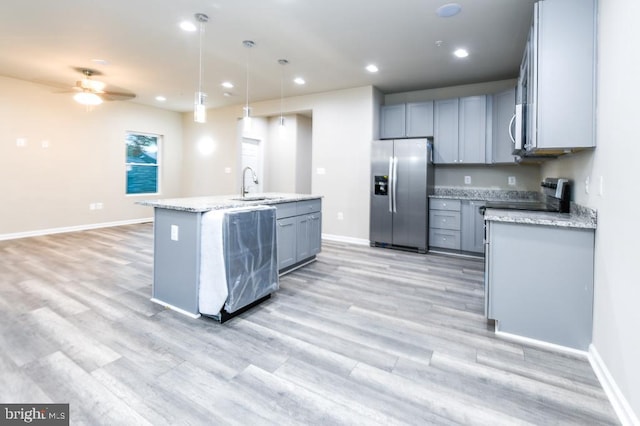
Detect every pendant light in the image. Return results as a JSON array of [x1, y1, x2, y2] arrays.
[[194, 13, 209, 123], [277, 59, 288, 127], [242, 40, 255, 134]]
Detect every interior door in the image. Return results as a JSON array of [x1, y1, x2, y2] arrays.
[[241, 137, 263, 194], [392, 139, 427, 250]]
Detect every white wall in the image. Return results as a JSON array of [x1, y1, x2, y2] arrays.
[[541, 0, 640, 420], [435, 164, 541, 190], [0, 76, 183, 236], [181, 86, 376, 241]]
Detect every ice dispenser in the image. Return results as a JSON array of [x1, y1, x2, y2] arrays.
[[374, 175, 388, 195]]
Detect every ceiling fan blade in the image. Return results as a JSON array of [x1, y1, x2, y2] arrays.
[[101, 91, 136, 101]]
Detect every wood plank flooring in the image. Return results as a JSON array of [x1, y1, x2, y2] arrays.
[[0, 223, 619, 425]]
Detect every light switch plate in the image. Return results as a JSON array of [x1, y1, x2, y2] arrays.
[[508, 176, 516, 186], [464, 176, 471, 185], [170, 225, 179, 241]]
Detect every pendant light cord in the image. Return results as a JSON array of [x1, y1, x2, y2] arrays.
[[198, 21, 204, 95]]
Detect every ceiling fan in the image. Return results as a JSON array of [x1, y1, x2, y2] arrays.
[[71, 68, 135, 105]]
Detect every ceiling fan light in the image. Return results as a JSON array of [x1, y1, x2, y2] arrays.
[[74, 91, 103, 106], [80, 77, 106, 92]]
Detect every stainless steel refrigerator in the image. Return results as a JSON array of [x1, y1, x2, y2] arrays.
[[370, 138, 433, 253]]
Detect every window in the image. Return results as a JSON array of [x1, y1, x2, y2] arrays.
[[126, 132, 160, 195]]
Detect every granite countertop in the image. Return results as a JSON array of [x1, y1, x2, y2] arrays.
[[484, 205, 597, 229], [429, 187, 540, 202], [137, 193, 322, 213]]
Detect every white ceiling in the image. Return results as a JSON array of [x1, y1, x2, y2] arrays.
[[0, 0, 535, 112]]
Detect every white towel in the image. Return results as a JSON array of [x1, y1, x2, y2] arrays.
[[198, 209, 227, 315]]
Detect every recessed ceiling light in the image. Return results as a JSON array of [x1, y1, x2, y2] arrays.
[[294, 77, 306, 85], [180, 21, 197, 32], [453, 48, 469, 58], [221, 81, 234, 89], [437, 3, 462, 18], [155, 96, 167, 102], [366, 64, 379, 73]]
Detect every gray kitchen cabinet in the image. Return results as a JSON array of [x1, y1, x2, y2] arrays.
[[406, 102, 434, 137], [491, 88, 517, 164], [485, 220, 594, 350], [433, 99, 459, 164], [275, 198, 322, 273], [307, 213, 322, 255], [461, 200, 486, 253], [522, 0, 596, 152], [296, 212, 322, 262], [276, 216, 296, 270], [458, 96, 487, 164], [380, 104, 406, 139], [429, 198, 461, 250], [381, 102, 434, 139], [434, 96, 487, 164], [430, 198, 485, 255]]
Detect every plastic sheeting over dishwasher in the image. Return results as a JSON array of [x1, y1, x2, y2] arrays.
[[199, 206, 279, 321]]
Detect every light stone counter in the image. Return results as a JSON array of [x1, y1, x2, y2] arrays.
[[484, 206, 596, 229], [429, 187, 540, 202], [137, 193, 322, 213]]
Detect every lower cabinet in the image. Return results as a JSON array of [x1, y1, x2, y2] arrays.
[[429, 198, 485, 255], [429, 199, 461, 250], [461, 200, 486, 253], [275, 199, 322, 272], [276, 216, 297, 270], [485, 220, 594, 350]]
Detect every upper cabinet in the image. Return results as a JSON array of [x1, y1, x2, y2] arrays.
[[522, 0, 596, 153], [380, 101, 433, 139], [434, 95, 487, 164], [491, 88, 518, 164]]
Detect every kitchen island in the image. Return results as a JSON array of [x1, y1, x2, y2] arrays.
[[138, 193, 322, 319]]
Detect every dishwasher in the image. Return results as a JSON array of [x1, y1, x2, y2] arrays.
[[198, 206, 279, 322]]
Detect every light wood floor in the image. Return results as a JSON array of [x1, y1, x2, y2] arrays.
[[0, 223, 619, 425]]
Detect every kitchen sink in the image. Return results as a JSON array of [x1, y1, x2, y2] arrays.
[[229, 195, 280, 202]]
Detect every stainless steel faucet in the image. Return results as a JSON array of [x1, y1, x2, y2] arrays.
[[241, 166, 258, 198]]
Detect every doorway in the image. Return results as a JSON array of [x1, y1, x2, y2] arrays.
[[240, 137, 263, 194]]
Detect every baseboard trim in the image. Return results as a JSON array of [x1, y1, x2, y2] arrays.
[[494, 328, 589, 358], [150, 298, 201, 319], [321, 233, 369, 246], [589, 344, 640, 426], [0, 217, 154, 241]]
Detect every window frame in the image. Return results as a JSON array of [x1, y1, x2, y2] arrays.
[[125, 131, 161, 196]]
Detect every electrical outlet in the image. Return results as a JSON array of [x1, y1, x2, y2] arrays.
[[585, 176, 590, 194], [16, 138, 26, 147], [317, 167, 326, 175], [599, 176, 604, 196], [224, 167, 231, 174], [41, 140, 50, 149], [508, 176, 516, 186], [337, 212, 344, 220], [171, 225, 179, 241], [89, 203, 95, 210], [464, 176, 471, 185], [95, 202, 103, 210]]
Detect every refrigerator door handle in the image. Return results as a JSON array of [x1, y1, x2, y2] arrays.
[[392, 156, 398, 213], [388, 156, 394, 213]]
